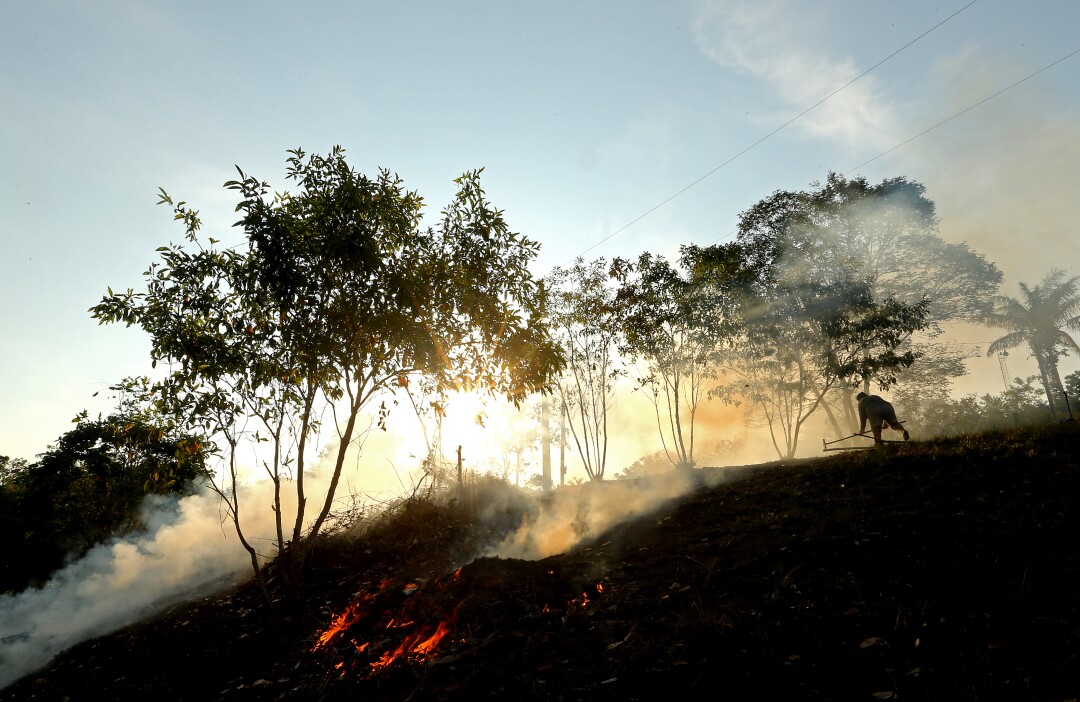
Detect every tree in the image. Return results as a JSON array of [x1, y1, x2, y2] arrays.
[[726, 273, 928, 458], [615, 248, 745, 469], [734, 172, 997, 435], [1065, 369, 1080, 412], [545, 258, 625, 480], [983, 270, 1080, 421], [737, 172, 1000, 326], [92, 147, 562, 603]]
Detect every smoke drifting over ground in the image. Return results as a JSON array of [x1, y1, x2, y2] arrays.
[[0, 427, 403, 690], [486, 468, 738, 561], [0, 487, 249, 688]]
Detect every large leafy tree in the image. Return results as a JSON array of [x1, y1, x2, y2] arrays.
[[732, 276, 929, 458], [983, 269, 1080, 421], [684, 240, 928, 458], [737, 172, 1000, 326], [735, 172, 998, 433], [92, 147, 562, 602], [544, 258, 625, 481]]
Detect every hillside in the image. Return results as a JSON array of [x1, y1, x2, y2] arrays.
[[3, 422, 1079, 701]]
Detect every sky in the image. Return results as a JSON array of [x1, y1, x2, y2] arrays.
[[2, 0, 1080, 469]]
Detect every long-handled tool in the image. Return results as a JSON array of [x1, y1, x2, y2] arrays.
[[822, 431, 908, 452]]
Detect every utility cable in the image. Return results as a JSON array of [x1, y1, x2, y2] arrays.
[[843, 46, 1080, 174], [703, 45, 1080, 248], [571, 0, 980, 261]]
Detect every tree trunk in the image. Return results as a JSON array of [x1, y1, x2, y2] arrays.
[[1033, 346, 1059, 421]]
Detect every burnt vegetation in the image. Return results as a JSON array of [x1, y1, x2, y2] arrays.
[[4, 421, 1078, 701]]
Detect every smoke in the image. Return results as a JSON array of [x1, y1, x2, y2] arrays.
[[0, 486, 249, 688], [916, 51, 1080, 288], [486, 467, 737, 561], [0, 414, 413, 690]]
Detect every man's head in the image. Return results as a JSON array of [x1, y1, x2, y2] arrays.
[[856, 391, 868, 401]]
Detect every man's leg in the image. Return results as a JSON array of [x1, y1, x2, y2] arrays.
[[882, 408, 909, 441]]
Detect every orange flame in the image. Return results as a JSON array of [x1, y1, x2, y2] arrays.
[[314, 595, 373, 650], [596, 581, 605, 594], [368, 619, 452, 671], [414, 619, 453, 655], [314, 579, 461, 676]]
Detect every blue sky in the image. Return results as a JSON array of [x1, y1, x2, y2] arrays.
[[3, 0, 1079, 462]]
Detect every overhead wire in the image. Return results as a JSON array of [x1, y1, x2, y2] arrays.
[[702, 44, 1080, 248], [570, 0, 981, 262], [843, 46, 1080, 174]]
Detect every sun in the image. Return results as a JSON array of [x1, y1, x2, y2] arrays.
[[388, 390, 508, 468], [386, 387, 545, 484], [437, 390, 497, 463]]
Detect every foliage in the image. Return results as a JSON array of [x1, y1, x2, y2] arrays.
[[614, 247, 746, 469], [90, 147, 562, 603], [0, 411, 207, 593], [736, 171, 1000, 328], [897, 376, 1054, 437], [983, 269, 1080, 422], [1065, 370, 1080, 410], [735, 274, 928, 457], [735, 172, 1000, 422], [730, 173, 974, 441], [545, 257, 626, 480]]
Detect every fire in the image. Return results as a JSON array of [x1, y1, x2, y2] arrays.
[[566, 581, 606, 610], [313, 594, 374, 650], [414, 619, 453, 655], [369, 619, 455, 671], [312, 578, 461, 678]]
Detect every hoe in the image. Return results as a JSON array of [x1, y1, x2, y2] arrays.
[[822, 430, 908, 452]]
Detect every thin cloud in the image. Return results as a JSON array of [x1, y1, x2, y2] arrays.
[[692, 0, 899, 152]]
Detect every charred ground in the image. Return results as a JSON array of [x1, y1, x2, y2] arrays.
[[3, 422, 1079, 701]]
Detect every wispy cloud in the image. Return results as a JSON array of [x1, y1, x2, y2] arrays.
[[692, 0, 898, 153]]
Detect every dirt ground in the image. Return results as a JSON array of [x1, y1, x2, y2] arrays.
[[3, 422, 1079, 701]]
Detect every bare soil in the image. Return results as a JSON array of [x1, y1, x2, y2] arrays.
[[3, 422, 1079, 701]]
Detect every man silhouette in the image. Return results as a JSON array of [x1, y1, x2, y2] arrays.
[[856, 391, 910, 444]]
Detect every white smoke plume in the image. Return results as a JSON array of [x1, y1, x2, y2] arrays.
[[0, 418, 410, 690], [486, 467, 739, 561], [0, 486, 250, 688]]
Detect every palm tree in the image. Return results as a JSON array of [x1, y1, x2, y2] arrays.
[[984, 270, 1080, 421]]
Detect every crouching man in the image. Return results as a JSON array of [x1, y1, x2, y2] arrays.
[[856, 391, 911, 445]]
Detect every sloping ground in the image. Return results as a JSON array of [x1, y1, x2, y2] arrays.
[[3, 422, 1079, 701]]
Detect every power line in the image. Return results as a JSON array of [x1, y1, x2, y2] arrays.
[[702, 44, 1080, 249], [843, 46, 1080, 174], [571, 0, 980, 261]]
